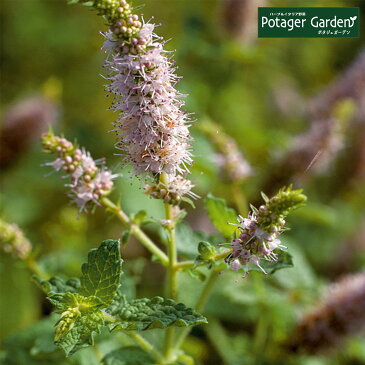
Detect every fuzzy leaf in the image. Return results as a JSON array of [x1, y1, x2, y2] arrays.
[[108, 296, 207, 331], [249, 251, 294, 275], [102, 346, 154, 365], [47, 292, 105, 356], [48, 292, 104, 312], [33, 275, 81, 295], [205, 194, 237, 237], [55, 309, 104, 356], [80, 240, 122, 306]]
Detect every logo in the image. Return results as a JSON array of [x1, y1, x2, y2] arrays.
[[258, 7, 359, 38]]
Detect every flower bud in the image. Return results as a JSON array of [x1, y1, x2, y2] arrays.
[[198, 241, 216, 261]]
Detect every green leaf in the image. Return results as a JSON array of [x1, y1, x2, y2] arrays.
[[46, 292, 105, 355], [80, 240, 122, 306], [187, 268, 207, 281], [249, 251, 294, 275], [1, 316, 63, 365], [33, 275, 81, 295], [181, 196, 196, 208], [102, 346, 154, 365], [174, 223, 220, 260], [49, 294, 103, 354], [108, 296, 207, 331], [131, 210, 147, 225], [205, 194, 237, 238], [48, 292, 104, 312], [121, 230, 131, 248], [55, 308, 104, 356]]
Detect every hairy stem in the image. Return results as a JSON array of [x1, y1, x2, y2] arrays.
[[173, 269, 220, 351], [160, 173, 178, 362], [100, 197, 168, 266]]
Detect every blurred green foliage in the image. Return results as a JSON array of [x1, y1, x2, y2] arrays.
[[1, 0, 365, 364]]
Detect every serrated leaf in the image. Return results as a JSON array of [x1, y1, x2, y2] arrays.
[[102, 346, 155, 365], [56, 309, 104, 356], [46, 292, 105, 355], [205, 194, 237, 238], [80, 240, 122, 306], [108, 296, 207, 331], [48, 292, 104, 312], [33, 275, 81, 295], [249, 251, 294, 275]]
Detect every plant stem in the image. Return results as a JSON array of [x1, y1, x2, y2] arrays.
[[128, 331, 164, 362], [175, 250, 232, 270], [24, 255, 48, 279], [100, 197, 168, 266], [102, 311, 163, 362], [173, 269, 220, 351], [160, 173, 179, 362], [163, 205, 178, 300]]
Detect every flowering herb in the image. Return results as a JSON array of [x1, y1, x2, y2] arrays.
[[222, 187, 307, 276], [0, 1, 315, 364], [42, 131, 118, 212]]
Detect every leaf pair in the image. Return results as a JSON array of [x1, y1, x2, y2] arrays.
[[35, 240, 207, 356]]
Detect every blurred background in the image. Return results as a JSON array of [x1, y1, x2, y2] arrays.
[[1, 0, 365, 364]]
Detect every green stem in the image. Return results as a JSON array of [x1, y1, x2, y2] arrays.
[[160, 173, 179, 362], [102, 312, 163, 362], [173, 269, 220, 351], [24, 255, 48, 279], [175, 250, 232, 270], [100, 197, 168, 266], [128, 331, 164, 363]]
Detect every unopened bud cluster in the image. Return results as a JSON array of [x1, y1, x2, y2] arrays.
[[198, 241, 216, 261], [222, 187, 306, 276], [144, 175, 198, 205], [0, 219, 32, 260], [80, 0, 145, 54], [42, 132, 118, 212]]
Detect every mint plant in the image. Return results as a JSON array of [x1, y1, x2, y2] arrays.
[[0, 0, 308, 364]]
